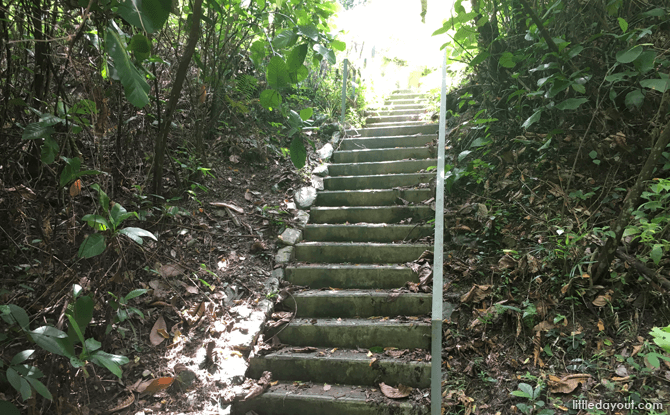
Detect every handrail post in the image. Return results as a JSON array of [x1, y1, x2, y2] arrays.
[[431, 48, 447, 415], [340, 58, 348, 126]]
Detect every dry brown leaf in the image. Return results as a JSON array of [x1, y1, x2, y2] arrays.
[[533, 331, 543, 367], [533, 321, 555, 332], [150, 315, 168, 346], [498, 255, 517, 270], [158, 263, 184, 278], [69, 180, 82, 197], [369, 358, 377, 366], [597, 319, 605, 332], [137, 377, 174, 395], [592, 291, 612, 307], [290, 347, 317, 353], [244, 190, 253, 201], [526, 254, 540, 273], [548, 374, 591, 394], [379, 382, 412, 399], [210, 202, 244, 214], [460, 285, 491, 303], [106, 393, 135, 413]]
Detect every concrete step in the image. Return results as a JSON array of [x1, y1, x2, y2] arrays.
[[248, 349, 430, 387], [316, 189, 433, 206], [384, 98, 428, 105], [355, 124, 438, 138], [282, 290, 431, 318], [285, 264, 418, 289], [366, 114, 421, 124], [329, 159, 437, 176], [367, 108, 425, 117], [275, 318, 431, 349], [324, 173, 433, 191], [339, 134, 434, 151], [295, 242, 431, 263], [232, 382, 428, 415], [388, 92, 429, 100], [304, 224, 433, 242], [310, 206, 434, 224], [332, 147, 434, 163], [380, 103, 426, 111], [367, 120, 428, 128]]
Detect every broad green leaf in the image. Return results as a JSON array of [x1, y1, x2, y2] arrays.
[[85, 338, 102, 352], [110, 203, 129, 227], [82, 214, 110, 231], [90, 350, 129, 378], [124, 289, 148, 301], [529, 62, 558, 72], [546, 80, 570, 98], [640, 8, 665, 18], [6, 368, 31, 401], [0, 401, 21, 415], [287, 44, 308, 72], [11, 350, 35, 365], [129, 34, 151, 61], [616, 45, 643, 64], [60, 157, 81, 187], [289, 136, 306, 169], [29, 326, 71, 357], [90, 184, 110, 212], [22, 122, 55, 140], [289, 64, 308, 84], [499, 52, 515, 68], [41, 137, 59, 164], [78, 233, 107, 258], [8, 304, 30, 331], [518, 383, 534, 399], [250, 40, 266, 67], [299, 108, 313, 121], [117, 0, 171, 33], [260, 89, 282, 110], [568, 45, 584, 59], [634, 51, 656, 74], [457, 150, 472, 161], [555, 98, 588, 110], [117, 227, 157, 245], [572, 83, 586, 94], [105, 27, 150, 108], [66, 314, 86, 345], [522, 110, 542, 129], [313, 44, 336, 64], [272, 29, 298, 49], [651, 244, 663, 265], [73, 295, 94, 333], [651, 326, 670, 352], [625, 89, 645, 109], [331, 39, 346, 51], [640, 78, 669, 93], [617, 17, 628, 33], [266, 56, 290, 88], [469, 51, 489, 66], [25, 377, 52, 400], [297, 24, 319, 41]]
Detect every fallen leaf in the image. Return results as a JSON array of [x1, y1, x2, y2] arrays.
[[460, 285, 491, 303], [245, 190, 253, 201], [106, 393, 135, 413], [137, 377, 174, 395], [69, 179, 82, 197], [158, 263, 185, 278], [548, 374, 591, 394], [210, 202, 244, 214], [323, 384, 331, 391], [150, 316, 168, 346], [597, 319, 605, 332], [592, 291, 612, 307], [379, 382, 412, 399]]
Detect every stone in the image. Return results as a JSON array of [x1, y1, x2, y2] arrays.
[[317, 143, 333, 160], [294, 210, 310, 229], [294, 186, 317, 209], [330, 131, 342, 144], [311, 176, 324, 191], [275, 246, 294, 264], [279, 228, 302, 246], [313, 164, 329, 177]]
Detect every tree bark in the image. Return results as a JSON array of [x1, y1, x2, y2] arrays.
[[593, 107, 670, 282], [152, 0, 203, 196]]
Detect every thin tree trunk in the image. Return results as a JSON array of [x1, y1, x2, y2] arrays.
[[152, 0, 203, 196], [593, 101, 670, 282]]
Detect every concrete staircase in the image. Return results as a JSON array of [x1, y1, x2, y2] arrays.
[[234, 90, 437, 415]]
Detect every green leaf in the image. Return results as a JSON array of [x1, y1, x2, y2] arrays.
[[8, 304, 30, 331], [469, 51, 489, 66], [110, 203, 132, 228], [518, 383, 534, 398], [634, 51, 656, 74], [499, 51, 515, 68], [78, 233, 107, 258], [85, 337, 102, 352], [82, 214, 110, 231], [117, 227, 157, 245], [571, 83, 586, 94], [73, 295, 94, 333], [129, 34, 151, 61], [117, 0, 172, 33], [568, 45, 584, 59], [651, 326, 670, 352], [260, 89, 282, 110], [66, 314, 86, 346], [457, 150, 472, 161], [11, 350, 35, 365], [25, 377, 52, 400], [22, 122, 55, 140], [90, 350, 129, 378], [313, 44, 336, 64], [287, 44, 308, 72], [30, 326, 72, 357], [289, 136, 306, 169], [297, 24, 319, 41], [522, 110, 542, 129], [250, 40, 266, 67], [331, 39, 346, 51], [90, 184, 110, 212], [625, 89, 645, 110], [6, 368, 31, 401], [640, 78, 669, 93], [272, 29, 298, 49], [651, 244, 663, 265], [616, 45, 643, 64], [105, 27, 151, 108], [289, 64, 308, 84], [0, 401, 21, 415], [266, 56, 290, 88], [555, 98, 588, 110], [299, 108, 313, 121], [41, 137, 59, 164], [124, 289, 148, 301], [60, 157, 81, 187], [617, 17, 628, 33], [640, 8, 665, 17]]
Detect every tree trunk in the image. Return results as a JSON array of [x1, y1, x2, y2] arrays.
[[593, 111, 670, 283], [152, 0, 204, 196]]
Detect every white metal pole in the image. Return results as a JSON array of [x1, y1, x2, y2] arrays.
[[431, 47, 447, 415]]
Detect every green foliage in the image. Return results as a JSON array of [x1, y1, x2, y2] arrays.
[[79, 184, 157, 258], [623, 179, 670, 265], [511, 382, 552, 415], [105, 25, 151, 108]]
